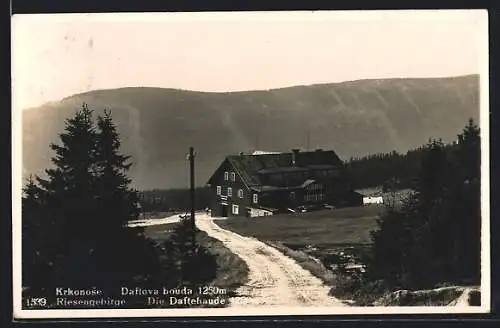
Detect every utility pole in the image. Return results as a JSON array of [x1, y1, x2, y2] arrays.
[[188, 147, 196, 251]]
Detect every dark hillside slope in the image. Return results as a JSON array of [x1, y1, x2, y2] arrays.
[[22, 74, 479, 189]]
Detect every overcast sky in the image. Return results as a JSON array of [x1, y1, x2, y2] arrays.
[[12, 10, 487, 110]]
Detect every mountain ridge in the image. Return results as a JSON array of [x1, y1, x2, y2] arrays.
[[58, 73, 478, 98]]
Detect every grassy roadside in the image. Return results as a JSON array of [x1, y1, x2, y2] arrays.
[[196, 230, 250, 295], [143, 222, 249, 307], [266, 241, 335, 285], [372, 286, 479, 306], [263, 241, 373, 306], [262, 241, 479, 307]]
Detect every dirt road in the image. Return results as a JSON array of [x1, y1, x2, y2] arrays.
[[127, 214, 181, 228], [195, 214, 345, 307]]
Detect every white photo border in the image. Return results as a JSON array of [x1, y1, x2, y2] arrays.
[[11, 9, 491, 319]]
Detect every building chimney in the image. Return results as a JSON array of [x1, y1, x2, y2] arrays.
[[292, 148, 300, 165]]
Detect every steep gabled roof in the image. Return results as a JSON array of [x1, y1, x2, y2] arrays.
[[207, 149, 344, 189]]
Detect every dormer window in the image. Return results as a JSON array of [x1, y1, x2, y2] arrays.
[[224, 171, 229, 181], [230, 172, 236, 182]]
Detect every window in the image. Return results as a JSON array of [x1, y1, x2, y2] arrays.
[[238, 189, 244, 198], [216, 186, 222, 195], [253, 193, 258, 204], [227, 187, 233, 197], [230, 172, 236, 182], [289, 191, 296, 201], [232, 204, 239, 215], [224, 171, 229, 180]]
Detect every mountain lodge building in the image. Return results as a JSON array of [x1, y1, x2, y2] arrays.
[[206, 149, 363, 218]]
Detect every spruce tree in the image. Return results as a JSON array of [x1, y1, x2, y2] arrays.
[[166, 219, 217, 288], [457, 118, 480, 183], [91, 109, 165, 288], [22, 175, 51, 295], [94, 110, 139, 231], [367, 197, 418, 288], [22, 175, 41, 274], [453, 118, 481, 283], [408, 139, 450, 286], [366, 120, 482, 290], [23, 104, 167, 297], [35, 103, 99, 288]]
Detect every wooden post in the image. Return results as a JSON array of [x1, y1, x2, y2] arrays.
[[189, 147, 196, 250]]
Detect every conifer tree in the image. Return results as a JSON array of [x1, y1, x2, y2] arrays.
[[453, 118, 481, 283], [23, 104, 166, 294], [91, 109, 166, 288], [22, 175, 51, 294], [366, 120, 481, 290], [166, 219, 217, 287], [35, 103, 99, 287], [94, 110, 139, 232], [367, 196, 419, 288], [457, 118, 480, 183]]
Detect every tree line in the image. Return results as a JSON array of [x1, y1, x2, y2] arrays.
[[22, 104, 217, 308], [345, 140, 459, 191], [337, 119, 481, 300]]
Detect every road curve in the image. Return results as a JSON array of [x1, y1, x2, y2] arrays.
[[195, 214, 345, 308], [127, 215, 181, 227]]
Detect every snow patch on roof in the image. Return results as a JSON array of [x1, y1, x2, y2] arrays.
[[251, 150, 282, 155]]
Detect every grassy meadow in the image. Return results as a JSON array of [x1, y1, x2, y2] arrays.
[[215, 205, 384, 247]]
